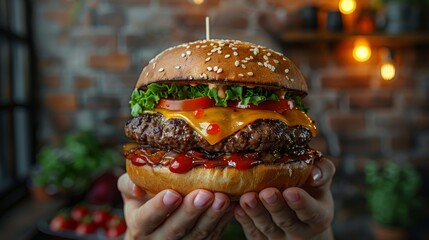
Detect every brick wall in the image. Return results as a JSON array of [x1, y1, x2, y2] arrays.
[[34, 0, 429, 239]]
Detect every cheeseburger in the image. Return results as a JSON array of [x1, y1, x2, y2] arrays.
[[123, 39, 322, 199]]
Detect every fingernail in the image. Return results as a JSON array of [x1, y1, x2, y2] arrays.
[[311, 166, 322, 182], [245, 197, 258, 209], [194, 191, 212, 208], [163, 190, 181, 206], [263, 192, 278, 205], [212, 197, 226, 210], [285, 191, 300, 203]]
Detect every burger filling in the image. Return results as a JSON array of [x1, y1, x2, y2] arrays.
[[125, 83, 321, 173]]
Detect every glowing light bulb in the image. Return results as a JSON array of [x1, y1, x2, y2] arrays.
[[353, 39, 371, 62], [339, 0, 357, 15], [381, 62, 395, 81], [193, 0, 204, 5]]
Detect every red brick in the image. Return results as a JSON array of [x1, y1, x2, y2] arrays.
[[329, 113, 366, 134], [74, 76, 92, 89], [50, 113, 74, 131], [391, 132, 413, 150], [44, 93, 78, 111], [74, 34, 117, 47], [339, 135, 381, 155], [39, 56, 63, 68], [373, 113, 405, 130], [86, 96, 121, 109], [160, 0, 220, 7], [43, 75, 60, 88], [126, 34, 164, 48], [175, 11, 207, 31], [321, 73, 372, 89], [379, 75, 415, 89], [89, 52, 131, 71], [412, 114, 429, 130], [349, 91, 393, 110], [104, 114, 131, 129], [402, 90, 429, 111], [98, 12, 126, 28], [44, 10, 72, 26]]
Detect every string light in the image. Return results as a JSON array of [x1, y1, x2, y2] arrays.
[[353, 38, 371, 62], [339, 0, 357, 15], [193, 0, 204, 5], [380, 49, 395, 81]]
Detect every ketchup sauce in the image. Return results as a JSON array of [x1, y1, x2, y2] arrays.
[[124, 144, 322, 174]]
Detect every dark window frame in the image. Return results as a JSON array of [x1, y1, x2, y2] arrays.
[[0, 0, 38, 215]]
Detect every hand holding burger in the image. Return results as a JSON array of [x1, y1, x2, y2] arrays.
[[123, 39, 322, 198]]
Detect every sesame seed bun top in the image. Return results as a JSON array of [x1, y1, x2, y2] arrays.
[[136, 39, 308, 95]]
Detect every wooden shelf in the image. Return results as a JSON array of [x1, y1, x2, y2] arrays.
[[273, 31, 429, 47]]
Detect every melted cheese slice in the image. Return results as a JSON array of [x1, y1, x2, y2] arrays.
[[151, 107, 317, 145]]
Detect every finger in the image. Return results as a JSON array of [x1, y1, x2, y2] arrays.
[[234, 205, 267, 240], [155, 189, 214, 239], [117, 173, 145, 202], [207, 204, 236, 240], [133, 189, 183, 236], [239, 192, 284, 238], [259, 188, 304, 233], [283, 188, 333, 233], [306, 158, 336, 187], [184, 192, 231, 240]]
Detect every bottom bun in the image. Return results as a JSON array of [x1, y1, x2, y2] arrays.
[[126, 158, 314, 200]]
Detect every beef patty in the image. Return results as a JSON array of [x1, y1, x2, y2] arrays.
[[124, 113, 312, 154]]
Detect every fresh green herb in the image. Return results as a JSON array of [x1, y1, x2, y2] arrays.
[[129, 83, 309, 116], [285, 93, 309, 113]]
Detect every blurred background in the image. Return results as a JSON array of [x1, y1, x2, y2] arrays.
[[1, 0, 428, 239]]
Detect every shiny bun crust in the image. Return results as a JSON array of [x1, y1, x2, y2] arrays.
[[126, 158, 313, 200], [136, 39, 308, 94]]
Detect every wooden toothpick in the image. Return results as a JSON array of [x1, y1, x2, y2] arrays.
[[205, 16, 210, 40]]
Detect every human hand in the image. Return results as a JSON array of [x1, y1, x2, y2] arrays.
[[117, 174, 234, 240], [234, 158, 336, 240]]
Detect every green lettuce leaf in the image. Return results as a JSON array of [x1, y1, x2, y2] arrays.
[[129, 83, 308, 116]]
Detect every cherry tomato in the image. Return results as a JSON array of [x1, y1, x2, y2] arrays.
[[92, 209, 112, 227], [75, 218, 97, 236], [105, 216, 127, 238], [227, 99, 295, 114], [71, 205, 90, 222], [49, 214, 76, 232], [156, 96, 215, 111]]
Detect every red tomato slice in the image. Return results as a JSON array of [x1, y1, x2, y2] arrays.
[[156, 97, 215, 111], [227, 99, 295, 114]]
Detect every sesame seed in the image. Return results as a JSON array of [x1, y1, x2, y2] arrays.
[[217, 50, 222, 54], [238, 73, 244, 77], [267, 52, 272, 56], [225, 54, 231, 58], [175, 66, 181, 69], [201, 45, 207, 48], [234, 61, 240, 67], [186, 45, 190, 49], [181, 53, 186, 57], [217, 68, 223, 73], [186, 50, 191, 56], [232, 47, 238, 50], [285, 68, 290, 73], [286, 76, 290, 80], [283, 58, 287, 61], [189, 76, 193, 80], [241, 64, 246, 69], [247, 72, 254, 76], [241, 60, 248, 63], [213, 66, 218, 71], [258, 62, 263, 66], [271, 66, 275, 72], [263, 55, 268, 60], [205, 57, 211, 62], [291, 78, 295, 82], [273, 59, 279, 64], [207, 52, 213, 56], [249, 56, 254, 60], [207, 67, 213, 71], [196, 45, 201, 49], [233, 52, 238, 56], [158, 68, 164, 72], [210, 43, 214, 46]]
